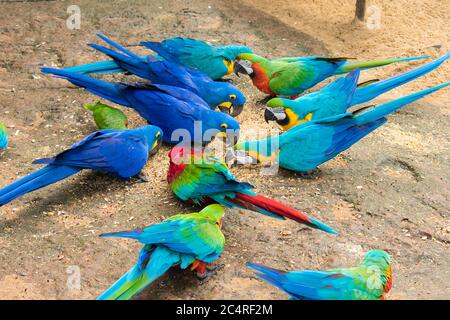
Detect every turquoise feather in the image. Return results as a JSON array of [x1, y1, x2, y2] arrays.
[[247, 250, 392, 300], [0, 121, 7, 150], [97, 204, 225, 300], [236, 82, 450, 172]]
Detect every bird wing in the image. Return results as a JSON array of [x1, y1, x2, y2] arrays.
[[268, 61, 314, 96], [279, 115, 385, 171], [171, 155, 252, 201], [283, 269, 377, 300], [34, 130, 149, 178], [146, 59, 202, 94], [137, 216, 224, 262]]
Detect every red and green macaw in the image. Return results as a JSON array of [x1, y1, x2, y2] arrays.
[[167, 146, 336, 234], [247, 250, 392, 300], [234, 53, 427, 98], [97, 204, 225, 300]]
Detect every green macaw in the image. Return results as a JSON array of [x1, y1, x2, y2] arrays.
[[84, 102, 128, 130], [247, 250, 392, 300], [97, 204, 226, 300], [234, 53, 427, 98]]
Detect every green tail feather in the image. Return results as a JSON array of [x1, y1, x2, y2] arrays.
[[336, 56, 429, 74]]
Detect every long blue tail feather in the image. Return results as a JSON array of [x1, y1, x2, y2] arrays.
[[355, 82, 450, 125], [41, 68, 130, 106], [0, 165, 80, 205], [61, 60, 124, 75], [351, 52, 450, 105], [96, 33, 142, 59]]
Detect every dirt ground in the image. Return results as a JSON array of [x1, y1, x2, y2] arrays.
[[0, 0, 449, 300]]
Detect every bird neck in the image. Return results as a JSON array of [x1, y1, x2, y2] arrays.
[[167, 161, 187, 183]]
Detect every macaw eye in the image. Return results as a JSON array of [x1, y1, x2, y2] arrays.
[[155, 132, 161, 138], [229, 94, 236, 100], [220, 123, 228, 129]]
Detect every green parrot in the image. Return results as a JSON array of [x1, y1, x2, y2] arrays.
[[247, 250, 392, 300], [234, 53, 427, 98], [84, 102, 128, 130], [97, 204, 225, 300]]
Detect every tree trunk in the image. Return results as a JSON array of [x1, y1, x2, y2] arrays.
[[355, 0, 367, 21]]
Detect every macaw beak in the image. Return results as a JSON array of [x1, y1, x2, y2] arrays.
[[264, 107, 287, 123], [225, 148, 257, 167], [230, 104, 244, 117], [234, 60, 253, 77], [217, 131, 240, 146], [218, 102, 232, 114], [218, 219, 223, 229], [149, 134, 162, 155], [218, 102, 244, 117]]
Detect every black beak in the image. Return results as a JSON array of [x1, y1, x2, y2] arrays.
[[234, 60, 253, 77], [264, 108, 277, 123], [218, 104, 232, 114], [230, 104, 244, 117], [225, 131, 240, 147]]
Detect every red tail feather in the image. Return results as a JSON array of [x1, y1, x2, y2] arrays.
[[231, 193, 337, 234]]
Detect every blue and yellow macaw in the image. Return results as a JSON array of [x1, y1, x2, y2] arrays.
[[41, 68, 240, 146], [63, 36, 253, 80], [265, 53, 450, 131], [0, 125, 162, 206], [97, 204, 226, 300], [247, 250, 392, 300], [82, 34, 246, 116], [0, 121, 7, 150], [231, 82, 450, 173]]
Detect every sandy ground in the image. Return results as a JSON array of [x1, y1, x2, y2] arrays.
[[0, 0, 449, 300]]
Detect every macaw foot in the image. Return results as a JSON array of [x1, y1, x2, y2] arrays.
[[256, 95, 276, 106], [197, 263, 225, 284], [296, 168, 321, 179], [136, 171, 150, 182]]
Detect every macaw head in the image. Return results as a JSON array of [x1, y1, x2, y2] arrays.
[[204, 111, 241, 146], [234, 53, 268, 78], [234, 58, 255, 78], [225, 138, 278, 168], [198, 204, 226, 228], [264, 98, 298, 131], [220, 45, 253, 76], [136, 125, 163, 155], [361, 250, 392, 295], [210, 82, 246, 117]]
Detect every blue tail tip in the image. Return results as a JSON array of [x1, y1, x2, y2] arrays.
[[310, 218, 338, 235]]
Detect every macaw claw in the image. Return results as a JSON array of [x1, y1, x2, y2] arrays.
[[196, 263, 225, 284], [296, 168, 321, 179], [136, 171, 150, 182]]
